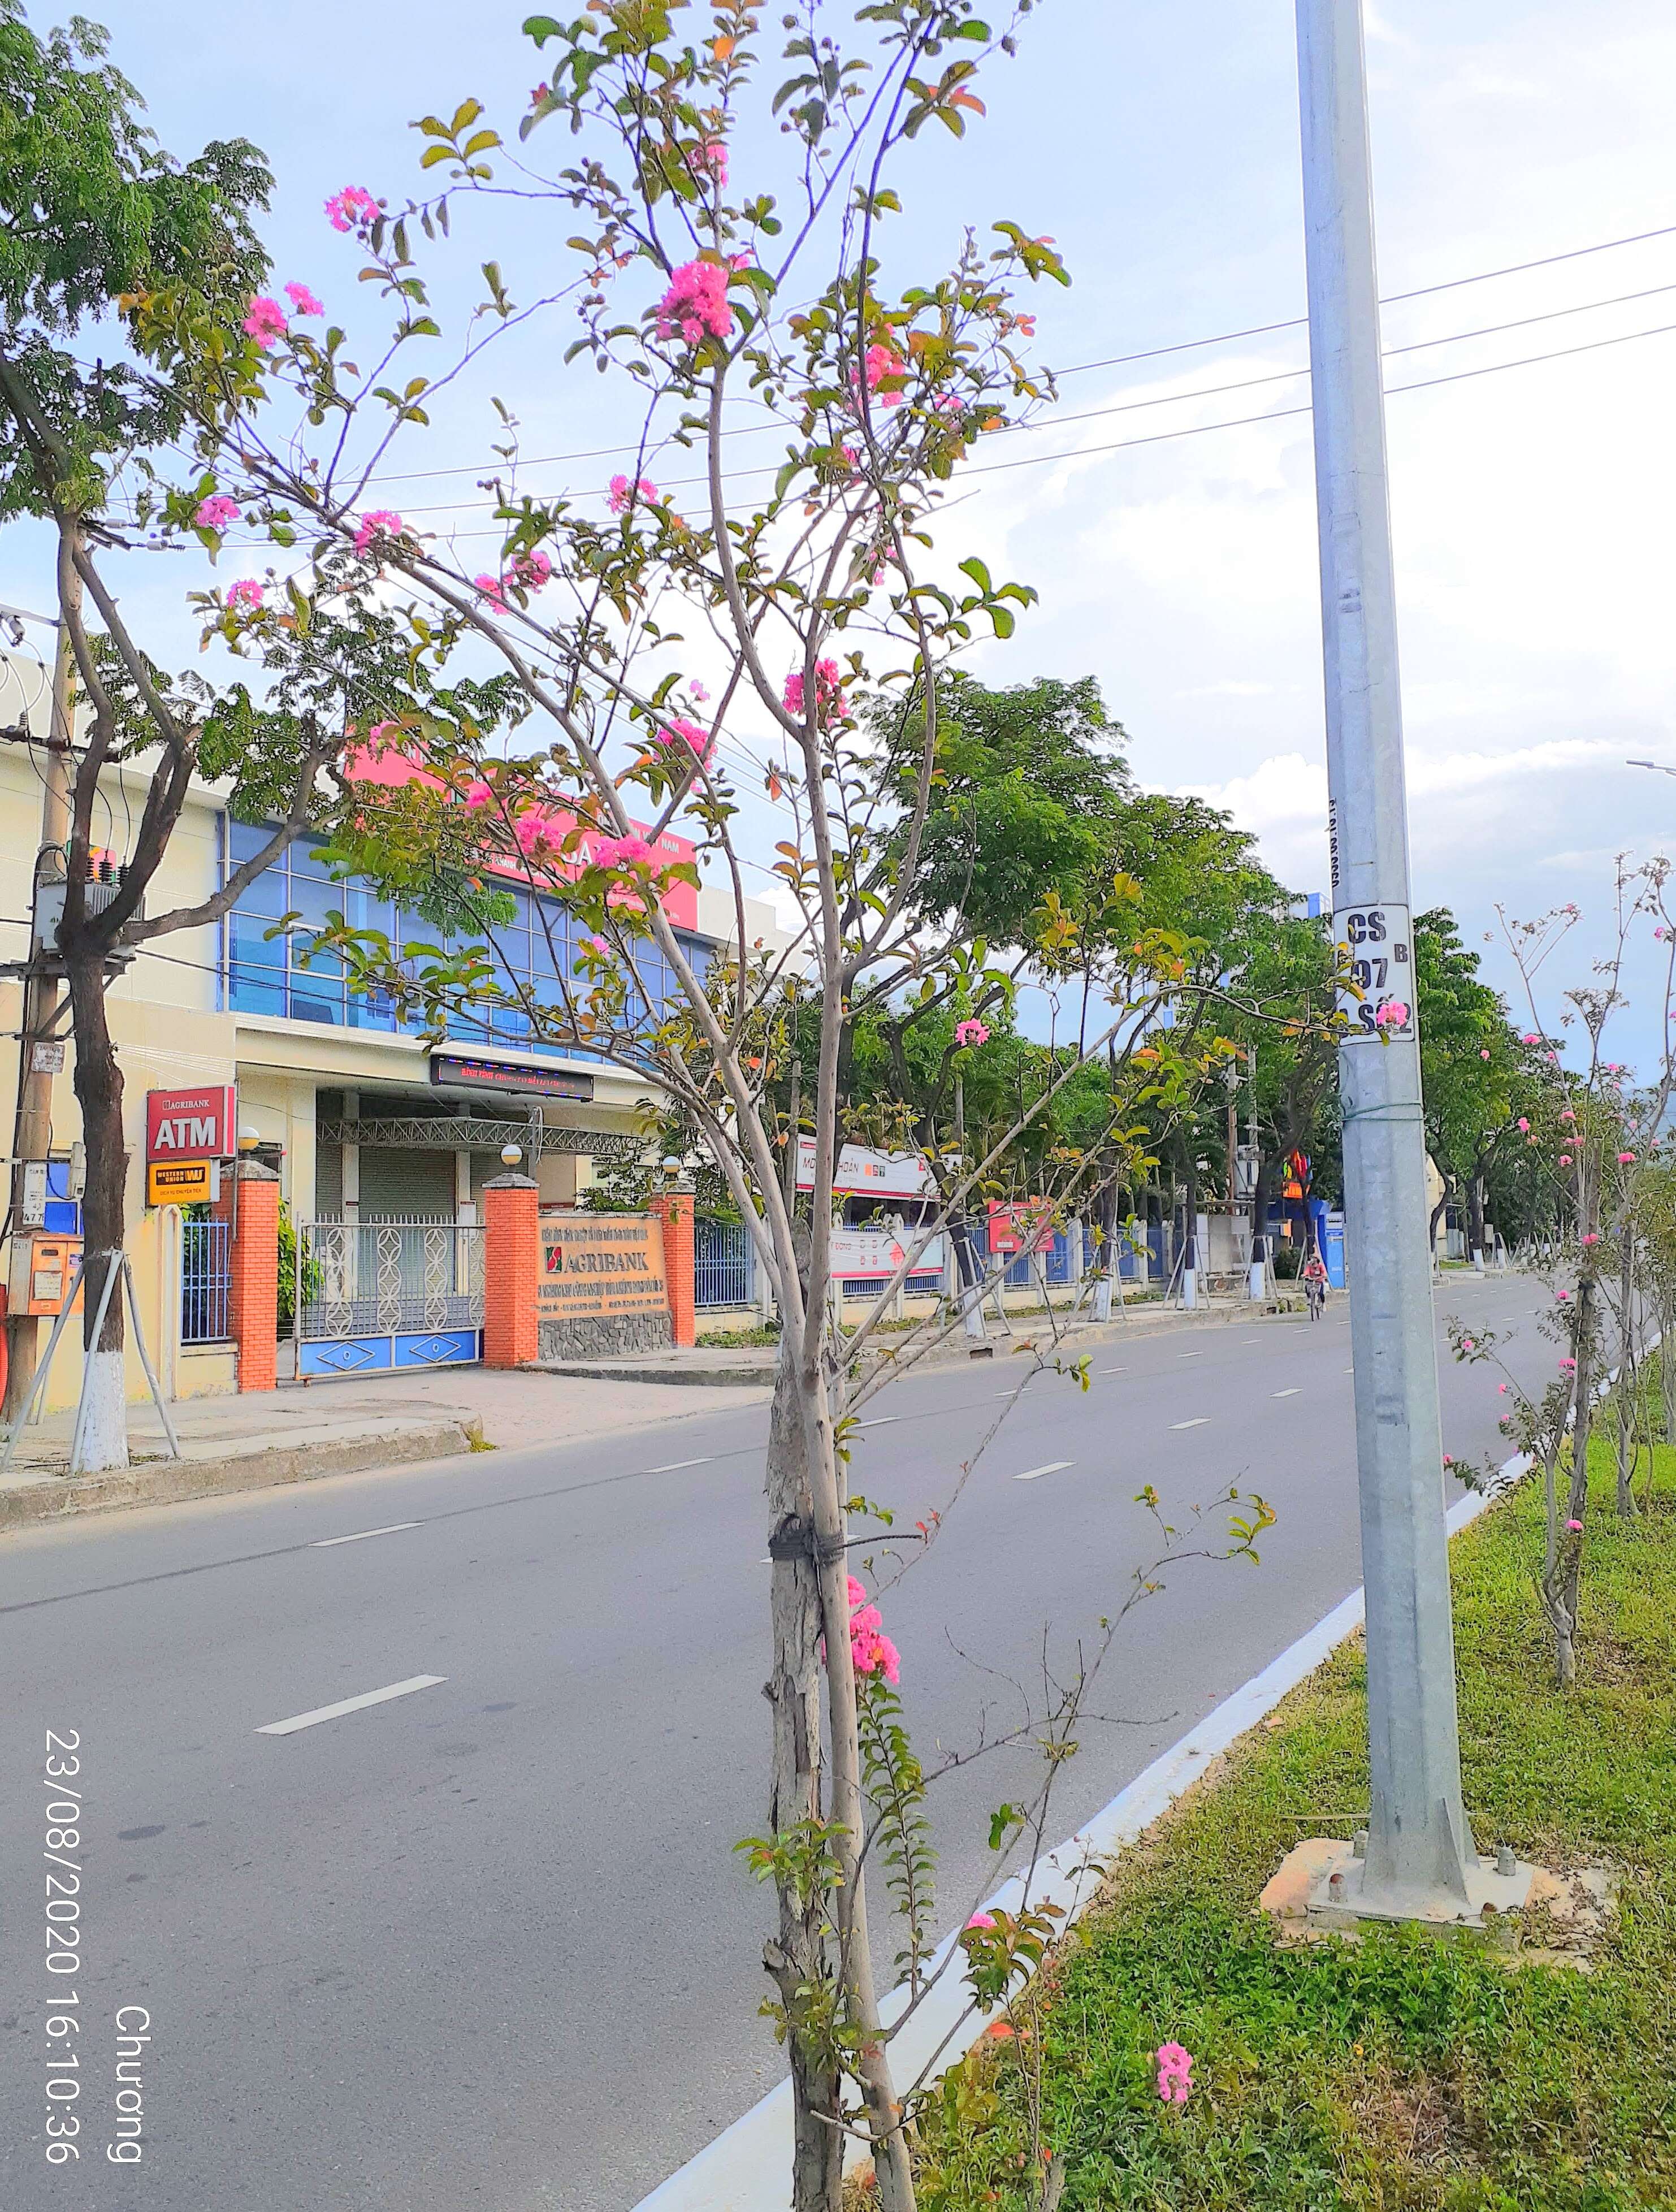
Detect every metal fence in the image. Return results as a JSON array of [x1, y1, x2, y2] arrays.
[[296, 1219, 486, 1340], [1004, 1231, 1074, 1289], [695, 1217, 754, 1308], [180, 1218, 231, 1343]]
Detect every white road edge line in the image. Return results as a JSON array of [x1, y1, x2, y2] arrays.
[[1272, 1388, 1301, 1399], [1014, 1460, 1073, 1482], [256, 1676, 446, 1737], [855, 1418, 898, 1429], [1100, 1365, 1127, 1374], [630, 1450, 1544, 2212], [312, 1522, 421, 1548], [1168, 1417, 1209, 1430], [645, 1458, 712, 1474]]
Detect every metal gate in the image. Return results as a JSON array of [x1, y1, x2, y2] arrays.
[[180, 1218, 232, 1343], [695, 1217, 754, 1308], [293, 1218, 486, 1376]]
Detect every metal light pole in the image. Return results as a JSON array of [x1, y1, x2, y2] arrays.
[[1293, 0, 1527, 1921]]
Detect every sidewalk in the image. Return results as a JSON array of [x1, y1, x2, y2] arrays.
[[537, 1290, 1302, 1387], [0, 1363, 770, 1531]]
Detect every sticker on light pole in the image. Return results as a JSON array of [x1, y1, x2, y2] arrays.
[[1334, 903, 1417, 1044]]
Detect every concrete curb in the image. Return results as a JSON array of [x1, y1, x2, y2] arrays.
[[0, 1419, 474, 1530], [530, 1361, 774, 1388], [629, 1471, 1517, 2212]]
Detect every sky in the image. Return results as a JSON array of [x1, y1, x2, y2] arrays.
[[2, 0, 1673, 1072]]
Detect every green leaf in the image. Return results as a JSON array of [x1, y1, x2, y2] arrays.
[[523, 12, 564, 44]]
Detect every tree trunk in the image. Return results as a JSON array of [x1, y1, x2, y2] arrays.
[[799, 1347, 916, 2210], [1467, 1175, 1486, 1269], [1616, 1214, 1638, 1517], [1428, 1181, 1451, 1267], [763, 1353, 843, 2211], [66, 946, 128, 1473], [1559, 1159, 1599, 1679], [1663, 1287, 1675, 1446]]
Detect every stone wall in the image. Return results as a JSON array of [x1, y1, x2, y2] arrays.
[[537, 1309, 673, 1361]]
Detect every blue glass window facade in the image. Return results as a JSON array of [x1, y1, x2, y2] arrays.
[[222, 820, 703, 1049]]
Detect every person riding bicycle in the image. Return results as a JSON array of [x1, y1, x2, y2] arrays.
[[1302, 1248, 1328, 1319]]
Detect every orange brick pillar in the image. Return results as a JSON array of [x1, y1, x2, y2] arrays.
[[650, 1183, 696, 1348], [216, 1159, 279, 1392], [483, 1174, 540, 1367]]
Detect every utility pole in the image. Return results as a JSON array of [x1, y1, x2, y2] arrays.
[[3, 580, 77, 1418], [1293, 0, 1528, 1921]]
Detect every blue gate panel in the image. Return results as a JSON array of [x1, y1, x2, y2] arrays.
[[393, 1328, 481, 1369], [298, 1335, 393, 1378]]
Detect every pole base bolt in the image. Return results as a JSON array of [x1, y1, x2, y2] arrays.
[[1496, 1843, 1516, 1876], [1352, 1829, 1368, 1860]]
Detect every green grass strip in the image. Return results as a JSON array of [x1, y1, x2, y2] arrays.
[[910, 1397, 1676, 2210]]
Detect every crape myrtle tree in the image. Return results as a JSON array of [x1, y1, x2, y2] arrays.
[[1450, 863, 1676, 1686], [127, 7, 1285, 2198], [0, 6, 515, 1468]]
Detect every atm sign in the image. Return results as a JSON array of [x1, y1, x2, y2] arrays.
[[146, 1085, 236, 1163]]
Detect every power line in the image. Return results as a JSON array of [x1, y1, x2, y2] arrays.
[[359, 276, 1676, 525], [1055, 217, 1676, 378], [357, 218, 1676, 490], [224, 311, 1674, 546]]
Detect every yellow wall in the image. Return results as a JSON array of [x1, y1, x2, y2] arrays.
[[0, 735, 667, 1412]]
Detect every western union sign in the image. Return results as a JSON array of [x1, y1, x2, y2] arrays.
[[147, 1159, 215, 1206]]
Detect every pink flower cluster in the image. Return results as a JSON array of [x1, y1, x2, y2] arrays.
[[965, 1911, 997, 1932], [474, 573, 508, 609], [656, 717, 714, 765], [464, 781, 495, 811], [860, 341, 905, 406], [1374, 998, 1410, 1028], [513, 813, 552, 858], [955, 1018, 990, 1047], [326, 185, 378, 233], [654, 258, 733, 345], [353, 510, 409, 555], [512, 548, 553, 591], [285, 281, 324, 317], [783, 659, 847, 724], [227, 578, 265, 611], [1155, 2042, 1193, 2104], [846, 1575, 900, 1685], [1566, 1517, 1584, 1532], [594, 833, 656, 871], [193, 494, 240, 531], [242, 295, 288, 349], [608, 474, 660, 515], [687, 138, 728, 187]]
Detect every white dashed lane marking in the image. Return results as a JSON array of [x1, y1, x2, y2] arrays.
[[644, 1458, 712, 1473], [1014, 1461, 1074, 1483], [1169, 1418, 1210, 1431], [1272, 1388, 1301, 1399], [257, 1676, 447, 1737], [313, 1523, 421, 1548]]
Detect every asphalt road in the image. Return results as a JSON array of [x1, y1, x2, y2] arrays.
[[2, 1272, 1561, 2212]]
